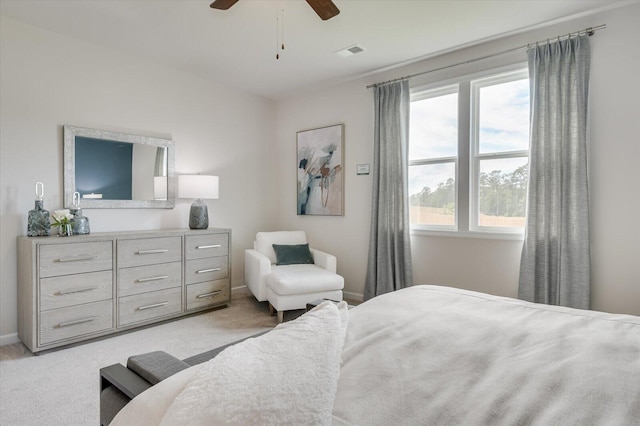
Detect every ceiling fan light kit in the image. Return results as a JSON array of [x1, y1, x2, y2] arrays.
[[210, 0, 340, 21]]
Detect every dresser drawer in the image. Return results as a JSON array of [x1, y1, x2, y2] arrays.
[[185, 234, 229, 260], [118, 287, 182, 327], [118, 262, 181, 297], [186, 279, 230, 311], [40, 270, 113, 311], [39, 241, 113, 278], [39, 299, 113, 346], [185, 256, 228, 284], [117, 237, 182, 268]]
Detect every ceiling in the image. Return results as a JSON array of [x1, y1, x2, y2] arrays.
[[0, 0, 630, 100]]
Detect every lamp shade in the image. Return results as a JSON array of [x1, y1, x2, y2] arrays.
[[178, 175, 219, 200]]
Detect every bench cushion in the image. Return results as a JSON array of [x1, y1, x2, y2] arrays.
[[266, 264, 344, 295], [127, 351, 190, 385]]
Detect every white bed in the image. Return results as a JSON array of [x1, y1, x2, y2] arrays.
[[112, 285, 640, 425]]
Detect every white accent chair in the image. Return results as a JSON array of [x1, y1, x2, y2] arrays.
[[245, 231, 344, 322]]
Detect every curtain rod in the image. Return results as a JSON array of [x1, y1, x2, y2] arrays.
[[366, 24, 606, 89]]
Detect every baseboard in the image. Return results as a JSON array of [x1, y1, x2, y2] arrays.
[[343, 291, 364, 303], [0, 332, 20, 347], [231, 284, 248, 292]]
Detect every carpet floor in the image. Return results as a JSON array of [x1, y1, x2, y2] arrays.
[[0, 288, 298, 426]]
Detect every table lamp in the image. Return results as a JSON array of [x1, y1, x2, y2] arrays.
[[178, 175, 219, 229]]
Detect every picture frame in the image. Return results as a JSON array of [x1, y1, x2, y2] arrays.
[[297, 123, 344, 216]]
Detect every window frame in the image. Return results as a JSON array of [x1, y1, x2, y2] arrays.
[[409, 64, 529, 239], [469, 68, 530, 234], [409, 84, 460, 232]]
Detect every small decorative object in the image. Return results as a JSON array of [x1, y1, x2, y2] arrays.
[[27, 182, 51, 237], [297, 123, 344, 216], [178, 175, 219, 229], [70, 192, 90, 235], [51, 209, 74, 237]]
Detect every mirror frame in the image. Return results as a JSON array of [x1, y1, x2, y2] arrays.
[[63, 125, 175, 209]]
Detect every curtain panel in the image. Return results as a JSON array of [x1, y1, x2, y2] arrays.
[[519, 35, 591, 309], [364, 80, 413, 300]]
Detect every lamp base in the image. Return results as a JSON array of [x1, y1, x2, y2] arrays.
[[189, 199, 209, 230]]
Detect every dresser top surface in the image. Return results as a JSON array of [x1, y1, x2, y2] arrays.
[[18, 228, 231, 245]]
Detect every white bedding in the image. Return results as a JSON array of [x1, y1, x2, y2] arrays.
[[333, 286, 640, 425], [112, 285, 640, 425], [112, 300, 348, 426]]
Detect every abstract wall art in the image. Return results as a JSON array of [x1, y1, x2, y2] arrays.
[[297, 124, 344, 216]]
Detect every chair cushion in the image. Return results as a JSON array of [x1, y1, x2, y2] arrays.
[[267, 264, 344, 295], [255, 231, 308, 264], [273, 243, 314, 265]]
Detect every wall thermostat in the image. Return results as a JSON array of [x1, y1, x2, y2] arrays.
[[356, 164, 370, 175]]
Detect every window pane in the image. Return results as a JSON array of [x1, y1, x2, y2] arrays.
[[478, 157, 528, 228], [409, 92, 458, 160], [478, 78, 529, 154], [409, 163, 455, 226]]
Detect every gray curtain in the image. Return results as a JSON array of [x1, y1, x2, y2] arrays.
[[365, 80, 413, 300], [519, 36, 591, 309]]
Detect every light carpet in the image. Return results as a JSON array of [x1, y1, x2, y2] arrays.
[[0, 288, 282, 426]]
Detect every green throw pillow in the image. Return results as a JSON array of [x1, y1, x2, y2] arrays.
[[272, 243, 314, 265]]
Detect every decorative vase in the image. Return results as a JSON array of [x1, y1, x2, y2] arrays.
[[70, 192, 90, 235], [27, 182, 50, 237], [58, 223, 73, 237]]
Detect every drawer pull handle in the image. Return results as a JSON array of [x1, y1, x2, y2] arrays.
[[197, 290, 222, 299], [55, 287, 97, 296], [196, 244, 222, 249], [137, 301, 169, 311], [136, 275, 169, 283], [196, 267, 221, 274], [58, 255, 97, 263], [137, 249, 169, 255], [57, 317, 95, 328]]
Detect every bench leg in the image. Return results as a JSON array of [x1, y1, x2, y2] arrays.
[[277, 311, 284, 323]]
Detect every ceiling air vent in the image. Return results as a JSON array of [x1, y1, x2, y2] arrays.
[[334, 44, 367, 58]]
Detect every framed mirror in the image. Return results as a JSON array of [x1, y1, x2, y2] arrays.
[[63, 125, 175, 209]]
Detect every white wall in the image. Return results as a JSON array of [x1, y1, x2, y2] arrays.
[[275, 83, 374, 301], [276, 3, 640, 314], [0, 17, 277, 344]]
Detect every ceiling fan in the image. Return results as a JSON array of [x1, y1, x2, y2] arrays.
[[210, 0, 340, 21]]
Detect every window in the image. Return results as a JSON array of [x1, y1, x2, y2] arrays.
[[409, 86, 458, 230], [409, 67, 530, 235]]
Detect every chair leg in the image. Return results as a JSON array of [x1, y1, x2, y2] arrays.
[[277, 311, 284, 323], [269, 303, 275, 316]]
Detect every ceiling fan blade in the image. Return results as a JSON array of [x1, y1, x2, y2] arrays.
[[306, 0, 340, 20], [210, 0, 240, 10]]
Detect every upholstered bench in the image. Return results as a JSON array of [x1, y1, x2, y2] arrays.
[[100, 331, 268, 426]]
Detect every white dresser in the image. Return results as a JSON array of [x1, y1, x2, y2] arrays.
[[17, 228, 231, 353]]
